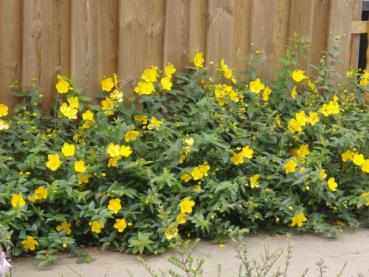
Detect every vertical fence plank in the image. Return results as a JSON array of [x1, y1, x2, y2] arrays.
[[309, 0, 331, 72], [189, 0, 208, 58], [145, 0, 165, 68], [272, 0, 290, 66], [350, 0, 363, 69], [288, 0, 315, 70], [51, 0, 71, 76], [250, 0, 276, 78], [327, 0, 354, 75], [0, 0, 22, 109], [232, 0, 251, 70], [71, 0, 98, 97], [207, 0, 234, 65], [97, 0, 118, 79], [50, 0, 71, 111], [164, 0, 190, 68], [118, 0, 147, 97], [22, 0, 53, 112]]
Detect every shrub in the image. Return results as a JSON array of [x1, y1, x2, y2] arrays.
[[0, 38, 368, 264]]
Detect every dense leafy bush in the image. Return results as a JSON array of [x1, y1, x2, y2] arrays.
[[0, 39, 368, 264]]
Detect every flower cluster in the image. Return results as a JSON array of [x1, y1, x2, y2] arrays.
[[1, 40, 368, 262]]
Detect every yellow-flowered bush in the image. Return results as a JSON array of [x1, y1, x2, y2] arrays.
[[0, 38, 368, 264]]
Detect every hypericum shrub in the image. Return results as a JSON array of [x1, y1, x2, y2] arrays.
[[0, 38, 368, 264]]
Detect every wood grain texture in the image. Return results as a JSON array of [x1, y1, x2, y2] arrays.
[[71, 0, 98, 97], [232, 0, 251, 70], [189, 0, 208, 58], [164, 0, 190, 68], [22, 0, 53, 111], [145, 0, 165, 68], [118, 0, 147, 96], [206, 0, 234, 65], [0, 0, 22, 109], [97, 0, 118, 79], [350, 0, 363, 69], [250, 0, 276, 78], [0, 0, 363, 111], [327, 0, 354, 75]]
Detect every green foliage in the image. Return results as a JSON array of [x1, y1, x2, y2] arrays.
[[0, 37, 368, 264]]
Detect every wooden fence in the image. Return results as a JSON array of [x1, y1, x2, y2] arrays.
[[0, 0, 363, 112]]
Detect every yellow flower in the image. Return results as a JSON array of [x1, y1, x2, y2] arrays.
[[231, 152, 244, 165], [307, 112, 319, 126], [362, 160, 369, 173], [56, 222, 72, 235], [124, 130, 139, 142], [120, 145, 133, 157], [180, 173, 192, 183], [319, 100, 340, 117], [242, 146, 254, 159], [164, 63, 176, 78], [108, 198, 122, 214], [67, 96, 79, 109], [165, 225, 178, 240], [288, 118, 302, 133], [285, 160, 298, 174], [292, 144, 309, 159], [74, 160, 87, 173], [319, 169, 327, 180], [147, 117, 162, 129], [101, 77, 115, 92], [46, 153, 62, 171], [21, 236, 38, 251], [191, 163, 210, 180], [60, 103, 78, 120], [341, 150, 354, 162], [89, 221, 104, 234], [198, 163, 210, 176], [56, 75, 71, 94], [220, 59, 234, 81], [291, 69, 306, 83], [161, 77, 172, 90], [327, 177, 338, 191], [34, 187, 48, 200], [291, 86, 297, 99], [191, 167, 203, 180], [101, 97, 115, 116], [61, 143, 75, 157], [113, 218, 127, 232], [290, 212, 307, 227], [249, 175, 260, 189], [295, 111, 307, 126], [11, 194, 26, 208], [180, 197, 195, 214], [78, 174, 92, 185], [262, 87, 272, 101], [134, 81, 155, 95], [193, 52, 204, 68], [249, 78, 265, 94], [353, 153, 365, 166], [110, 89, 124, 102], [107, 143, 121, 158], [0, 120, 10, 130], [108, 156, 121, 167], [134, 114, 148, 124], [0, 103, 9, 117], [176, 213, 187, 224], [81, 110, 93, 122], [141, 66, 159, 83], [360, 71, 369, 87]]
